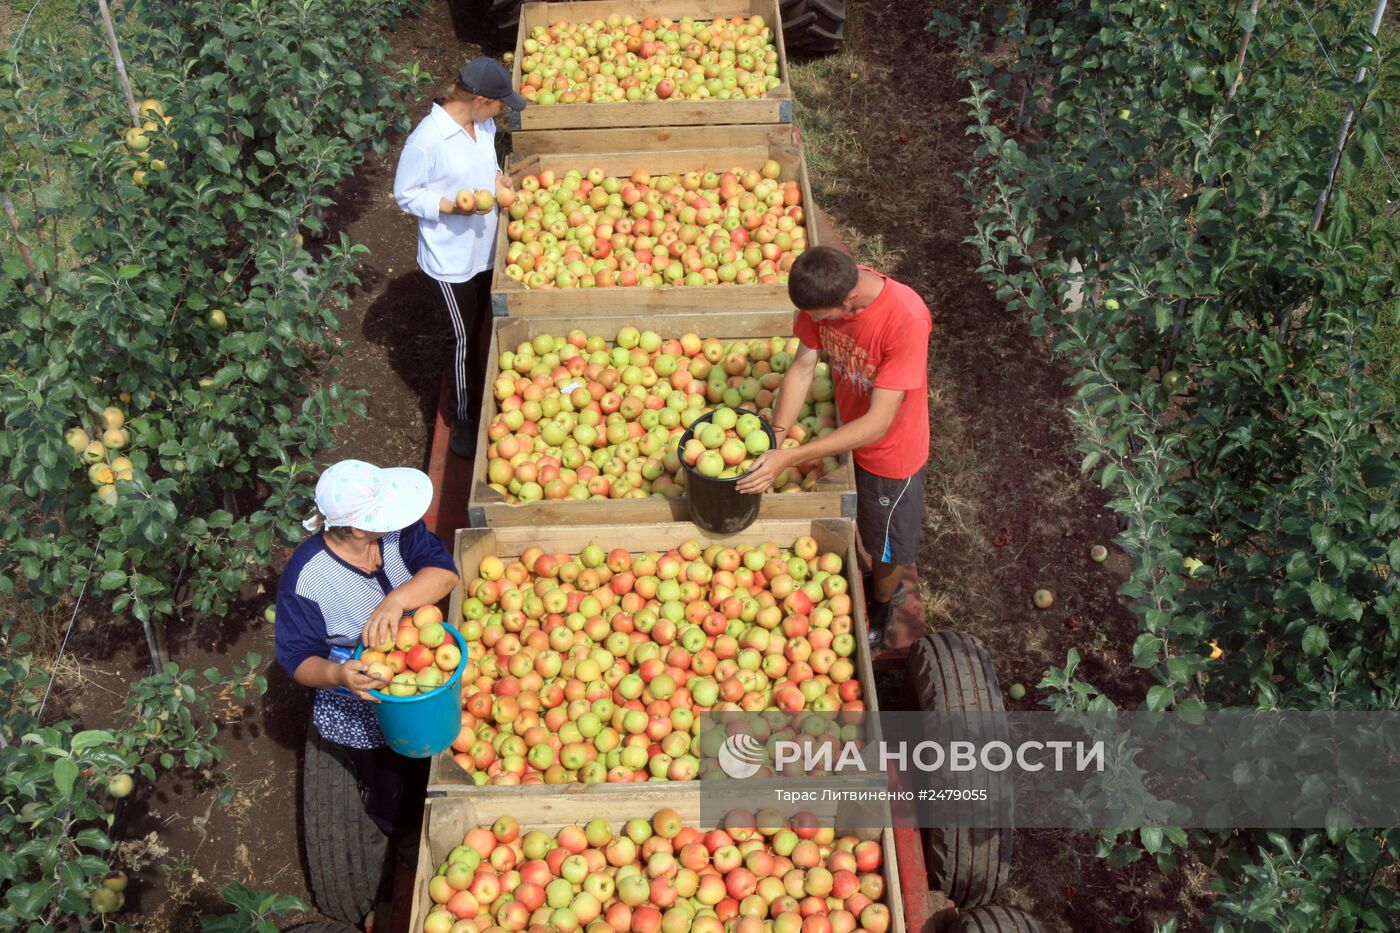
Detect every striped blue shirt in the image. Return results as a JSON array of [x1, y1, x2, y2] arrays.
[[275, 520, 457, 749]]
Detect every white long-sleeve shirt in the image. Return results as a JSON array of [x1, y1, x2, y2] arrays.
[[393, 104, 499, 283]]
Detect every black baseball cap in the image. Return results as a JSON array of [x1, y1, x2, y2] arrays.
[[459, 58, 527, 111]]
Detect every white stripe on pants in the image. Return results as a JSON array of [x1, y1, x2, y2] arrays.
[[430, 271, 489, 425]]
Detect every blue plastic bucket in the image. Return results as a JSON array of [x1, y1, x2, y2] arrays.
[[354, 620, 466, 758]]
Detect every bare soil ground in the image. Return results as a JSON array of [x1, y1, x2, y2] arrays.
[[39, 0, 1216, 930]]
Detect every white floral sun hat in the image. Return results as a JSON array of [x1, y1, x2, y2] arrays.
[[304, 460, 434, 533]]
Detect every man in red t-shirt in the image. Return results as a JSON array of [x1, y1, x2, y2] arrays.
[[737, 247, 931, 648]]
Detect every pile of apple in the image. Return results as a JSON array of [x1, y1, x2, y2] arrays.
[[681, 407, 771, 481], [449, 535, 864, 785], [122, 97, 176, 187], [501, 164, 806, 290], [361, 606, 463, 697], [518, 14, 781, 106], [484, 329, 840, 504], [418, 808, 891, 933], [67, 405, 135, 506]]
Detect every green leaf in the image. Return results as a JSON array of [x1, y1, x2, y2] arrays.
[[1307, 581, 1337, 617], [52, 758, 78, 799], [1131, 633, 1164, 668], [74, 827, 111, 851], [1146, 685, 1174, 710], [5, 880, 57, 919], [1301, 625, 1329, 657]]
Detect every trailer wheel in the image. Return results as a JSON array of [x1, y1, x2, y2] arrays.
[[950, 905, 1045, 933], [303, 726, 391, 924], [778, 0, 848, 55], [906, 631, 1012, 908]]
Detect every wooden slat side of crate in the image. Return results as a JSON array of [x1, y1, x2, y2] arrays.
[[508, 0, 793, 131], [428, 517, 878, 794], [491, 126, 818, 317], [465, 311, 856, 528], [409, 796, 905, 933]]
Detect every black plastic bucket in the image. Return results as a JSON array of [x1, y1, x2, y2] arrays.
[[678, 410, 778, 535]]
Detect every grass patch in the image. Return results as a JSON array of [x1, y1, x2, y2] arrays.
[[789, 37, 929, 275], [1, 0, 80, 46], [1287, 1, 1400, 402]]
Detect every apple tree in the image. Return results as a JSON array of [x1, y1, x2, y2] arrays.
[[951, 0, 1400, 925], [0, 1, 430, 628]]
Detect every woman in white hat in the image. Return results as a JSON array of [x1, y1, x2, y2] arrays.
[[274, 460, 459, 866]]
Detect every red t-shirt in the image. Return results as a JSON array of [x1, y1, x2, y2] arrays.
[[793, 268, 931, 478]]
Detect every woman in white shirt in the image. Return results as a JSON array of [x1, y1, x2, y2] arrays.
[[393, 58, 526, 457]]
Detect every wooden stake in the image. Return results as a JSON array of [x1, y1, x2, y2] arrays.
[[1, 193, 48, 297], [95, 0, 141, 127], [1225, 0, 1263, 107], [1311, 0, 1388, 231]]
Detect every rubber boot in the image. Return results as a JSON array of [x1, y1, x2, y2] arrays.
[[867, 599, 894, 650]]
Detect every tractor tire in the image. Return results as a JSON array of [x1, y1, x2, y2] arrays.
[[950, 906, 1045, 933], [906, 631, 1013, 909], [303, 726, 391, 925], [447, 0, 522, 52], [778, 0, 848, 55]]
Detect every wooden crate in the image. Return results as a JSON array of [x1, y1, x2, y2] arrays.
[[410, 793, 907, 933], [508, 0, 793, 131], [463, 310, 856, 528], [491, 124, 819, 317], [428, 517, 878, 795]]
